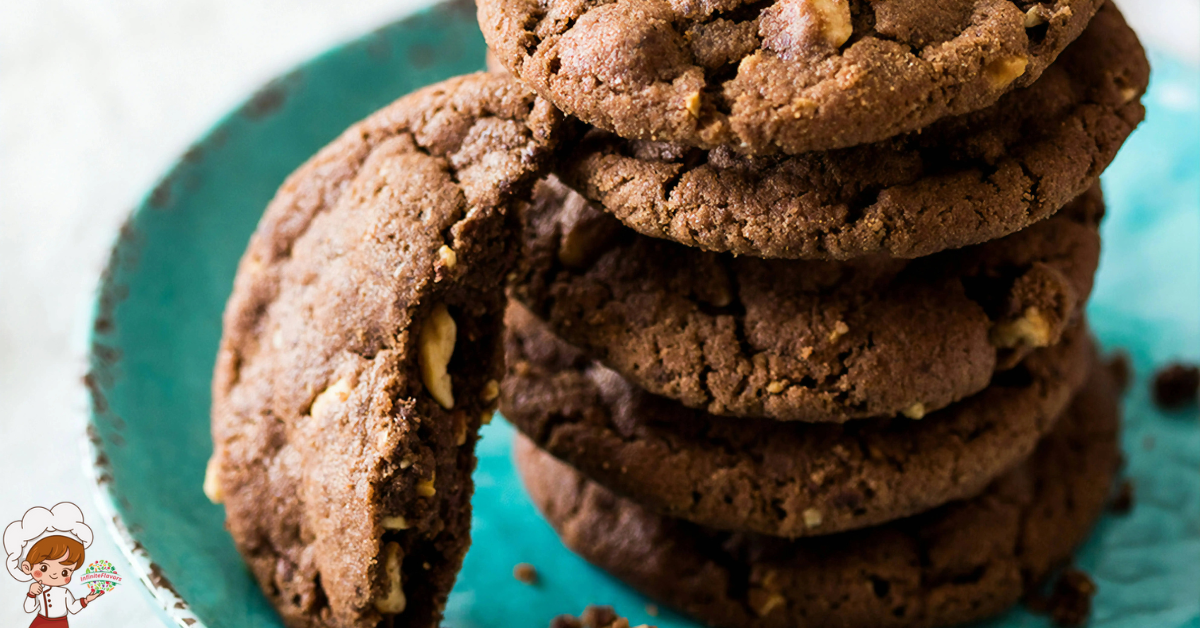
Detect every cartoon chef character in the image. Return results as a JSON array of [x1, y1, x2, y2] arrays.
[[4, 502, 105, 627]]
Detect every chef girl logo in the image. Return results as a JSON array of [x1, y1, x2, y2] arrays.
[[4, 502, 113, 627], [79, 560, 121, 594]]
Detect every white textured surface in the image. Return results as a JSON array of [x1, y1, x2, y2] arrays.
[[0, 1, 431, 625], [0, 1, 1194, 626]]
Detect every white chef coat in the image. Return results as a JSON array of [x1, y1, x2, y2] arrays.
[[23, 585, 86, 618]]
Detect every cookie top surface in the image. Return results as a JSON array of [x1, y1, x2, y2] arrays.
[[559, 2, 1146, 259], [514, 179, 1102, 422], [501, 304, 1094, 537], [209, 73, 563, 628], [516, 361, 1120, 628], [479, 0, 1104, 154]]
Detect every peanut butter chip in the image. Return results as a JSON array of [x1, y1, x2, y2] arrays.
[[902, 402, 926, 420], [750, 589, 787, 616], [685, 92, 702, 118], [438, 245, 458, 271], [1024, 7, 1046, 27], [990, 307, 1052, 349], [557, 214, 618, 269], [381, 516, 410, 530], [310, 377, 353, 419], [802, 508, 823, 528], [480, 379, 500, 402], [417, 472, 437, 497], [418, 304, 457, 409], [812, 0, 852, 47], [203, 456, 224, 504], [828, 320, 850, 342], [374, 541, 407, 614], [985, 56, 1029, 89], [454, 412, 469, 446]]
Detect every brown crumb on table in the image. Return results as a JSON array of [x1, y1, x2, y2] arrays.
[[645, 604, 658, 617], [1105, 351, 1132, 393], [1153, 363, 1200, 410], [582, 606, 621, 628], [513, 562, 538, 585], [550, 605, 655, 628], [1110, 479, 1134, 514], [550, 614, 584, 628], [1028, 569, 1097, 627]]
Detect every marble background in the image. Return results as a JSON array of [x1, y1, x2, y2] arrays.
[[0, 0, 1195, 625]]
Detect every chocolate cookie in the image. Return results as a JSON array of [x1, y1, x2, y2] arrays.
[[514, 179, 1102, 422], [207, 74, 564, 628], [516, 361, 1121, 628], [501, 305, 1094, 537], [558, 3, 1146, 259], [479, 0, 1105, 154]]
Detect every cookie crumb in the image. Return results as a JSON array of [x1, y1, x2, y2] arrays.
[[1043, 569, 1097, 627], [1105, 351, 1132, 393], [1109, 480, 1134, 514], [513, 562, 538, 584], [1152, 363, 1199, 410], [551, 605, 653, 628], [582, 606, 619, 628], [645, 604, 658, 617], [550, 614, 582, 628]]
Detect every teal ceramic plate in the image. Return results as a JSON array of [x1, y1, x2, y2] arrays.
[[86, 3, 1200, 626]]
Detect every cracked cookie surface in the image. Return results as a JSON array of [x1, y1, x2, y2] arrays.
[[514, 179, 1102, 423], [479, 0, 1105, 154], [558, 3, 1146, 259], [209, 73, 563, 628], [516, 360, 1120, 627], [501, 305, 1093, 537]]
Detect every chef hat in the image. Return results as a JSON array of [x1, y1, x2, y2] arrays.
[[4, 503, 94, 582]]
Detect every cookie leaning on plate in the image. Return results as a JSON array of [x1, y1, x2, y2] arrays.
[[501, 304, 1094, 538], [516, 360, 1121, 628], [479, 0, 1103, 154], [207, 74, 564, 628], [514, 179, 1102, 422], [557, 2, 1147, 259]]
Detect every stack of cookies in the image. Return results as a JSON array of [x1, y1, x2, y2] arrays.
[[207, 1, 1149, 626], [483, 0, 1148, 625]]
